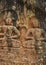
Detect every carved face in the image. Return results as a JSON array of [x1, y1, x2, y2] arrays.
[[6, 18, 12, 25], [5, 11, 12, 25]]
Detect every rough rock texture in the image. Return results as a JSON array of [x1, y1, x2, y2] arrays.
[[0, 16, 46, 65], [0, 0, 46, 65]]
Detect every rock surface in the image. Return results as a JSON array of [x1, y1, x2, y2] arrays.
[[0, 0, 46, 65]]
